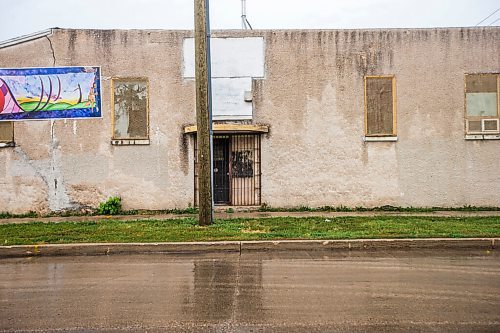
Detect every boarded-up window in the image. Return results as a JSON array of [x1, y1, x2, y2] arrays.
[[0, 122, 14, 144], [465, 74, 499, 134], [112, 78, 149, 139], [365, 76, 396, 136]]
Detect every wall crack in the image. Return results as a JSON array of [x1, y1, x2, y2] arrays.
[[45, 36, 56, 66]]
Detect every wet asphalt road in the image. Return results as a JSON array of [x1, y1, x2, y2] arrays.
[[1, 250, 499, 332]]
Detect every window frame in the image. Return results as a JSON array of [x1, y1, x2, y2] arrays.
[[464, 73, 500, 135], [364, 75, 397, 137], [0, 121, 14, 147], [110, 77, 150, 141]]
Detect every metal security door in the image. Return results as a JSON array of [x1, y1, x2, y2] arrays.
[[194, 134, 261, 207], [213, 137, 230, 204]]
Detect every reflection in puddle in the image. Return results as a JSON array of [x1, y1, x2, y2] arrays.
[[184, 258, 264, 323]]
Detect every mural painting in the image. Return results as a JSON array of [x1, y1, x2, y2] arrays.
[[0, 66, 101, 121]]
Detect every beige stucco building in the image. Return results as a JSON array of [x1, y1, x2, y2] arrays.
[[0, 27, 499, 213]]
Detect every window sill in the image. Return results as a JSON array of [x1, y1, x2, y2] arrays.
[[465, 134, 500, 140], [111, 139, 150, 146], [0, 142, 15, 148], [363, 136, 398, 142]]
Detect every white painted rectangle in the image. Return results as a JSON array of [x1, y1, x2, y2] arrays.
[[212, 78, 253, 120], [183, 37, 265, 78]]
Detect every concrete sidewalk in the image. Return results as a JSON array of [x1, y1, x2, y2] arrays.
[[1, 210, 500, 225], [1, 238, 497, 258]]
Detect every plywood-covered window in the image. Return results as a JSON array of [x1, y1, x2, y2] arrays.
[[0, 122, 14, 147], [111, 78, 149, 141], [465, 74, 499, 134], [365, 76, 396, 137]]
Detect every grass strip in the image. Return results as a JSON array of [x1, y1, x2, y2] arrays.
[[2, 205, 500, 220], [0, 216, 499, 246]]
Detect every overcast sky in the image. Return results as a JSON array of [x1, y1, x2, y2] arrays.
[[1, 0, 499, 42]]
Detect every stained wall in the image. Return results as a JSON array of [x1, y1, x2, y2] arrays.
[[0, 27, 498, 212]]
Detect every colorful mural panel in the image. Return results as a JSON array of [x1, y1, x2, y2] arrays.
[[0, 66, 101, 121]]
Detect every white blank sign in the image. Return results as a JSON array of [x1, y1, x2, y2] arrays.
[[183, 37, 265, 78], [212, 78, 252, 120]]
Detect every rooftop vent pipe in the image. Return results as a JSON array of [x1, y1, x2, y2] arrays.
[[241, 0, 253, 30]]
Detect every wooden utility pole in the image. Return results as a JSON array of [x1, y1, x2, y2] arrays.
[[194, 0, 214, 225]]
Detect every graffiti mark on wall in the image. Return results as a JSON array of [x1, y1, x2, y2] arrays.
[[0, 67, 101, 121], [232, 150, 254, 178]]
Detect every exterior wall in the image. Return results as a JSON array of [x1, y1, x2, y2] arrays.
[[257, 28, 500, 208], [0, 27, 498, 212], [0, 30, 197, 213]]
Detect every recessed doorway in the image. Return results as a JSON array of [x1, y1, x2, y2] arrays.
[[194, 134, 261, 206]]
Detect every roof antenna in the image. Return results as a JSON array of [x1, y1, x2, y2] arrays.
[[241, 0, 253, 30]]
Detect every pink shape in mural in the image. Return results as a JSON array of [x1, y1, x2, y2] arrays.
[[0, 79, 22, 114]]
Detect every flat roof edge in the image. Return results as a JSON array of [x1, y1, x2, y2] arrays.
[[1, 26, 497, 49]]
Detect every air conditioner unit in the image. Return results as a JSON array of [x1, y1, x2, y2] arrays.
[[482, 119, 500, 133], [467, 118, 500, 134]]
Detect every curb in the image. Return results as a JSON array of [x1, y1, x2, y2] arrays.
[[0, 241, 241, 258], [0, 238, 497, 258], [241, 238, 497, 251]]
